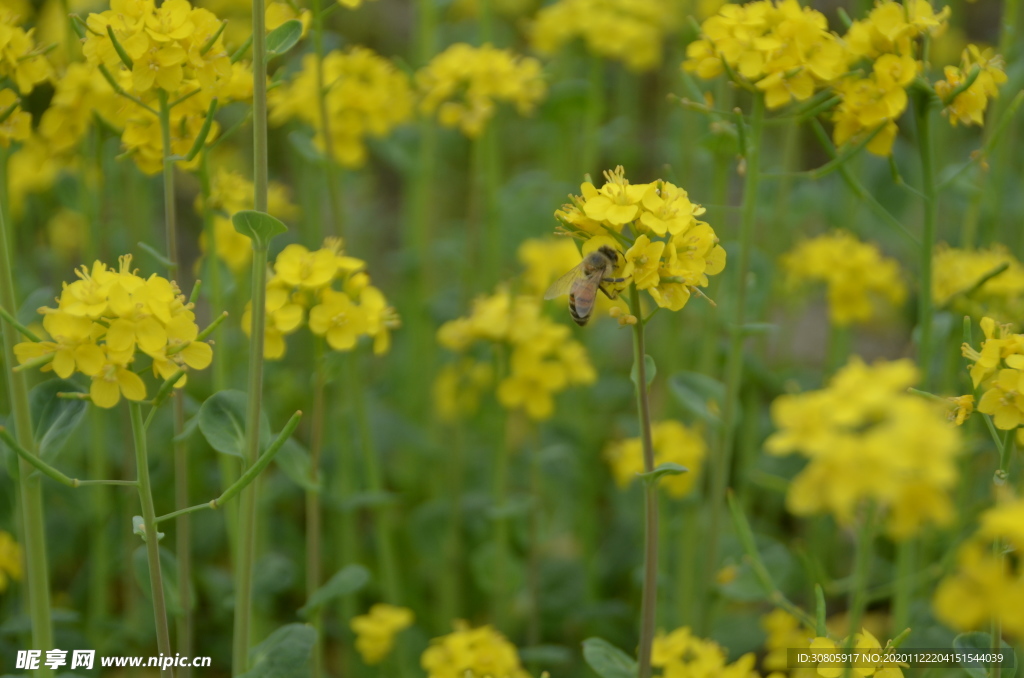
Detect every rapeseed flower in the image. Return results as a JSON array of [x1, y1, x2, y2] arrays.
[[417, 43, 545, 138], [13, 255, 214, 408], [0, 531, 23, 593], [0, 88, 31, 147], [808, 630, 904, 678], [605, 420, 706, 498], [652, 626, 759, 678], [962, 317, 1024, 430], [270, 47, 413, 166], [437, 288, 595, 421], [761, 610, 817, 678], [243, 238, 397, 359], [553, 167, 726, 315], [936, 45, 1008, 126], [0, 10, 53, 93], [421, 621, 529, 678], [781, 231, 905, 326], [351, 604, 414, 665], [530, 0, 679, 72], [766, 357, 961, 539], [934, 498, 1024, 638], [433, 359, 494, 422], [843, 0, 950, 61], [933, 244, 1024, 323]]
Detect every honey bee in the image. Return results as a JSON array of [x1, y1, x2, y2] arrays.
[[544, 246, 624, 326]]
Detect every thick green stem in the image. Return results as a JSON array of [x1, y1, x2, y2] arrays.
[[130, 402, 174, 677], [0, 150, 54, 678], [232, 241, 269, 674], [630, 285, 658, 678], [915, 96, 937, 388], [705, 93, 764, 625]]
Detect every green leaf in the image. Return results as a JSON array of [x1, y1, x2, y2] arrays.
[[669, 372, 727, 426], [266, 20, 303, 57], [133, 545, 191, 616], [30, 378, 87, 462], [630, 354, 656, 389], [241, 624, 317, 678], [132, 515, 165, 543], [232, 210, 287, 249], [637, 462, 688, 483], [582, 637, 637, 678], [198, 390, 270, 458], [274, 438, 319, 492], [298, 564, 370, 619], [953, 632, 1016, 678]]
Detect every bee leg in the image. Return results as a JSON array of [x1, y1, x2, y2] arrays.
[[602, 277, 626, 283], [599, 284, 616, 300]]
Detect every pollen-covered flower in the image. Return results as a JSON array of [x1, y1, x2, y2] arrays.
[[781, 231, 906, 326], [351, 604, 414, 665], [421, 622, 529, 678], [936, 45, 1008, 127], [554, 167, 726, 315], [530, 0, 679, 71], [605, 420, 706, 498], [12, 255, 214, 408], [766, 357, 961, 539], [417, 43, 546, 138]]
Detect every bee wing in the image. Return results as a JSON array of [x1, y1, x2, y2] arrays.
[[544, 263, 585, 300], [569, 271, 603, 321]]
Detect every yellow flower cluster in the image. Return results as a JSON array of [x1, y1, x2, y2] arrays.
[[195, 0, 311, 50], [530, 0, 679, 72], [961, 317, 1024, 430], [0, 530, 23, 593], [14, 256, 213, 408], [270, 47, 413, 167], [242, 238, 398, 359], [780, 231, 905, 327], [652, 626, 759, 678], [684, 0, 847, 110], [555, 166, 726, 313], [433, 358, 494, 423], [417, 43, 546, 138], [766, 357, 961, 539], [934, 497, 1024, 638], [0, 89, 31, 148], [936, 45, 1009, 126], [437, 289, 595, 420], [38, 62, 124, 155], [421, 622, 529, 678], [196, 167, 300, 273], [0, 7, 52, 93], [844, 0, 949, 60], [808, 630, 904, 678], [933, 244, 1024, 324], [761, 610, 816, 678], [82, 0, 252, 173], [351, 604, 414, 665], [605, 420, 706, 498]]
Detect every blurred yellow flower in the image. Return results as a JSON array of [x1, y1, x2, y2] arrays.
[[421, 621, 529, 678], [0, 531, 23, 593], [605, 420, 706, 498], [808, 630, 904, 678], [781, 231, 906, 326], [0, 89, 31, 147], [933, 243, 1024, 323], [761, 609, 816, 678], [653, 626, 759, 678], [767, 357, 961, 539], [351, 604, 414, 665], [434, 359, 494, 422]]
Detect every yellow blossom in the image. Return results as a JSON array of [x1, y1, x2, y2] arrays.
[[936, 45, 1008, 126], [421, 622, 529, 678], [0, 531, 23, 593], [351, 604, 414, 665], [605, 420, 706, 498]]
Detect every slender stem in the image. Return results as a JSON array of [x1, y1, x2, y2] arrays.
[[527, 423, 542, 651], [159, 89, 192, 677], [844, 508, 875, 677], [705, 93, 764, 626], [630, 284, 658, 678], [252, 0, 268, 214], [307, 340, 326, 678], [232, 241, 270, 675], [0, 151, 54, 678], [915, 94, 937, 388], [130, 402, 174, 677]]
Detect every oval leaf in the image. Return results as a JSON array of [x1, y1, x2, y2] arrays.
[[274, 438, 319, 492], [31, 378, 87, 461], [232, 210, 287, 248], [266, 20, 303, 57], [582, 637, 637, 678], [241, 624, 317, 678], [630, 354, 657, 390], [298, 564, 370, 619], [669, 372, 727, 426], [198, 390, 271, 458]]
